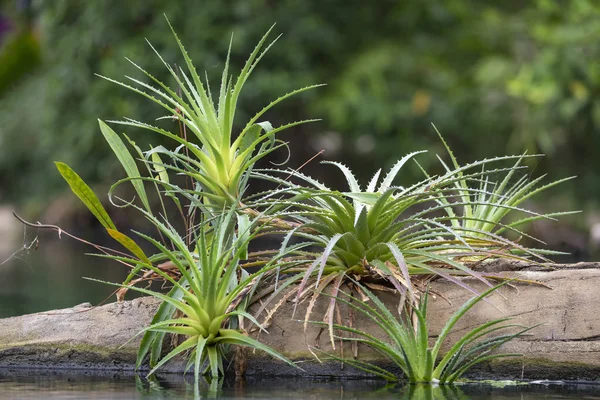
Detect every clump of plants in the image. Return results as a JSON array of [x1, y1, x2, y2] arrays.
[[30, 18, 574, 386]]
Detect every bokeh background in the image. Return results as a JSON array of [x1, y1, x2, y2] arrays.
[[1, 0, 599, 317]]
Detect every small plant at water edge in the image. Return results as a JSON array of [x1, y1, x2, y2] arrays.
[[90, 209, 299, 379], [312, 281, 536, 384]]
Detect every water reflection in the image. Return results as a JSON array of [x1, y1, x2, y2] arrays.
[[2, 369, 600, 399], [398, 384, 468, 400]]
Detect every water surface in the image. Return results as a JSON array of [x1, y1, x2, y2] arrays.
[[1, 234, 131, 318], [1, 369, 600, 399]]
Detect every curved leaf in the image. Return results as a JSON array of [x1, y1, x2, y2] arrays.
[[98, 120, 151, 212]]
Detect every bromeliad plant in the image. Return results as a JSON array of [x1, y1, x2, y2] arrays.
[[91, 208, 299, 379], [249, 155, 494, 334], [249, 150, 561, 307], [99, 18, 321, 210], [312, 281, 535, 384], [430, 128, 578, 255]]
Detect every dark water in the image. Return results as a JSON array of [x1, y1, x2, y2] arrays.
[[0, 233, 131, 318], [1, 370, 600, 399]]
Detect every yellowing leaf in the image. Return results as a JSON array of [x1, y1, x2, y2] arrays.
[[55, 162, 116, 230], [107, 228, 152, 266]]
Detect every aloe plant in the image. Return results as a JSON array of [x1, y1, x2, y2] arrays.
[[313, 281, 535, 384]]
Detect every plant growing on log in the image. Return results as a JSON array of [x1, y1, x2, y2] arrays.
[[29, 15, 573, 388], [89, 209, 299, 380], [248, 151, 563, 340], [249, 157, 492, 340], [312, 281, 536, 384], [428, 127, 578, 255]]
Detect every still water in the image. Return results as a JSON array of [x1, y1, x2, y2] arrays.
[[1, 370, 600, 399], [0, 232, 132, 318]]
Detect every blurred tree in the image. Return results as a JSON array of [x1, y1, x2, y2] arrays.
[[0, 0, 598, 222]]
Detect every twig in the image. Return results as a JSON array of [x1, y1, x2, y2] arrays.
[[12, 212, 132, 259]]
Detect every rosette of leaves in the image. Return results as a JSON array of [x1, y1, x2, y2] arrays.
[[251, 151, 548, 293], [90, 209, 300, 380], [427, 128, 578, 256], [248, 154, 466, 339], [247, 151, 560, 343], [98, 17, 322, 210], [56, 123, 303, 383], [312, 281, 536, 384]]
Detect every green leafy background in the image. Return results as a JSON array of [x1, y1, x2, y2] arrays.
[[1, 0, 599, 259]]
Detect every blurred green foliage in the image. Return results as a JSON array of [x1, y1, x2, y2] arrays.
[[0, 0, 598, 219], [0, 29, 40, 93]]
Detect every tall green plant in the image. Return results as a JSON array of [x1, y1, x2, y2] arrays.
[[51, 20, 323, 379], [430, 128, 578, 253], [99, 17, 321, 209]]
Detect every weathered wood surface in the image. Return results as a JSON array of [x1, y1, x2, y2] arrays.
[[1, 262, 600, 380]]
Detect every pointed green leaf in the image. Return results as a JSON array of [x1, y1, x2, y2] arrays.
[[237, 213, 251, 260], [106, 228, 152, 266], [150, 152, 170, 184], [323, 161, 361, 192], [379, 150, 428, 192], [55, 162, 116, 230]]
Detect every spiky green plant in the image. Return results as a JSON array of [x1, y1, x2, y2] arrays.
[[250, 152, 553, 297], [313, 281, 535, 384], [58, 120, 305, 382], [51, 21, 321, 383], [429, 128, 578, 256], [89, 209, 300, 380], [99, 17, 321, 210], [53, 10, 325, 292]]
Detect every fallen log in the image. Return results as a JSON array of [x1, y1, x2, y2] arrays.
[[1, 263, 599, 380]]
